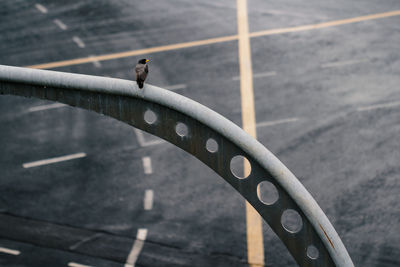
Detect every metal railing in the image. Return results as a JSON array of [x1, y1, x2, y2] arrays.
[[0, 65, 354, 267]]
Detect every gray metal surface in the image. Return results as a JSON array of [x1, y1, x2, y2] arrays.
[[0, 64, 354, 267]]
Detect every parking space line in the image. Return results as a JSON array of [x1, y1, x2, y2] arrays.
[[142, 157, 153, 174], [72, 36, 86, 48], [237, 0, 264, 265], [28, 103, 67, 112], [89, 55, 102, 68], [54, 19, 68, 30], [125, 228, 148, 267], [257, 117, 299, 128], [357, 100, 400, 111], [164, 84, 187, 91], [144, 190, 154, 210], [321, 59, 368, 68], [23, 152, 86, 168], [27, 10, 400, 70], [232, 71, 276, 81], [0, 247, 20, 255], [68, 263, 93, 267], [35, 3, 48, 14]]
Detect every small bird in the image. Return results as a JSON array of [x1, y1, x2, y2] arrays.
[[135, 58, 149, 89]]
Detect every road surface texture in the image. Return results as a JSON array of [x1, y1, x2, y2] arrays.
[[0, 0, 399, 266]]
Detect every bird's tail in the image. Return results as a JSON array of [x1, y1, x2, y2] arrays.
[[137, 80, 144, 89]]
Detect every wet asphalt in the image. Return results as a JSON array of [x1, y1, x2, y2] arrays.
[[0, 0, 399, 266]]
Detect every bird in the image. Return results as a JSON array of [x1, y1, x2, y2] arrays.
[[135, 58, 149, 89]]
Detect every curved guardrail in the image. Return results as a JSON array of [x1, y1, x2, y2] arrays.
[[0, 64, 353, 267]]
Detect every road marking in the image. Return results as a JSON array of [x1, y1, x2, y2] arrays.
[[134, 129, 165, 147], [26, 10, 400, 70], [125, 228, 148, 267], [89, 55, 102, 68], [68, 263, 93, 267], [232, 71, 276, 81], [164, 84, 187, 91], [144, 190, 154, 210], [257, 117, 299, 128], [357, 100, 400, 111], [249, 10, 400, 38], [23, 152, 86, 168], [142, 157, 153, 174], [53, 19, 68, 30], [28, 103, 67, 112], [0, 247, 20, 255], [35, 3, 48, 14], [321, 59, 368, 68], [72, 36, 85, 48], [237, 0, 264, 266], [69, 233, 103, 250]]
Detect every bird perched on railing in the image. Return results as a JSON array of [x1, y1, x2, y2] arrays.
[[135, 58, 149, 89]]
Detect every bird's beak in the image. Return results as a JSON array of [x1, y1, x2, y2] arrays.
[[145, 59, 149, 63]]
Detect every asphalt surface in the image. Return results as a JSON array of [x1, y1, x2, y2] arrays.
[[0, 0, 399, 266]]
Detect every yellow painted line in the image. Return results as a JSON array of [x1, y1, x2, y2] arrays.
[[237, 0, 264, 266], [249, 10, 400, 38], [27, 35, 238, 69], [26, 10, 400, 70]]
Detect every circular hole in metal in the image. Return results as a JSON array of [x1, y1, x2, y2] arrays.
[[206, 138, 218, 153], [307, 245, 319, 260], [281, 209, 303, 233], [144, 110, 157, 124], [230, 155, 251, 179], [176, 122, 188, 137], [257, 181, 279, 205]]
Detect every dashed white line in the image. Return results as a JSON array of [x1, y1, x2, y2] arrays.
[[321, 59, 368, 68], [125, 228, 148, 267], [23, 152, 86, 168], [142, 157, 153, 174], [53, 19, 68, 30], [35, 3, 48, 14], [144, 190, 154, 210], [164, 84, 187, 91], [28, 103, 67, 112], [232, 71, 276, 81], [134, 129, 165, 147], [0, 247, 20, 255], [357, 100, 400, 112], [68, 263, 93, 267], [72, 36, 85, 48], [89, 55, 102, 68], [256, 117, 299, 128]]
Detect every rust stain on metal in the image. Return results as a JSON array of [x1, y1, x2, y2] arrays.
[[319, 223, 335, 250]]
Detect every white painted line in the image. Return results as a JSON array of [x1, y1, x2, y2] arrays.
[[53, 19, 68, 30], [164, 84, 187, 91], [357, 100, 400, 112], [134, 129, 165, 147], [89, 55, 102, 68], [232, 71, 276, 81], [321, 59, 368, 68], [0, 247, 20, 255], [125, 228, 148, 267], [23, 152, 86, 168], [28, 103, 67, 112], [35, 3, 48, 14], [144, 190, 154, 210], [142, 157, 153, 175], [256, 117, 299, 128], [72, 36, 85, 48], [68, 263, 93, 267]]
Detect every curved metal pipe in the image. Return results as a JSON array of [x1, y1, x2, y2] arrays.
[[0, 65, 353, 267]]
